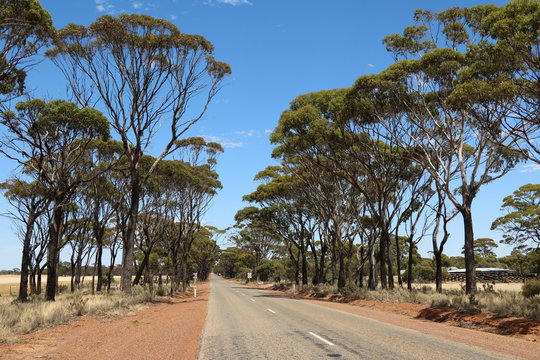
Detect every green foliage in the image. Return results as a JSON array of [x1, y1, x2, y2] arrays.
[[492, 184, 540, 248], [0, 0, 54, 96], [522, 279, 540, 298], [255, 259, 276, 282], [473, 238, 499, 258]]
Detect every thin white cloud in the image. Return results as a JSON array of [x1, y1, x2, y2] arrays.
[[264, 129, 272, 134], [133, 2, 143, 9], [202, 135, 245, 148], [204, 0, 252, 6], [367, 64, 375, 68], [170, 14, 178, 20], [218, 0, 252, 5], [95, 0, 116, 13], [519, 163, 540, 173], [234, 130, 256, 137]]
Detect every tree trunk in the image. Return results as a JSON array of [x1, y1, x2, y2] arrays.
[[407, 236, 414, 291], [121, 171, 140, 294], [383, 230, 394, 289], [95, 226, 104, 292], [309, 240, 320, 285], [368, 242, 377, 290], [337, 250, 346, 289], [319, 243, 327, 284], [462, 208, 477, 296], [133, 250, 150, 285], [37, 266, 44, 295], [379, 234, 387, 289], [395, 232, 402, 287], [301, 247, 308, 286], [18, 216, 36, 302], [358, 245, 365, 288], [29, 269, 36, 295], [181, 258, 188, 292], [434, 250, 443, 293], [46, 204, 64, 301]]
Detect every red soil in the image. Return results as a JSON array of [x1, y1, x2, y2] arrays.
[[0, 282, 210, 360]]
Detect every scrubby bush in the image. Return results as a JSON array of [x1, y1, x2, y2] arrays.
[[522, 279, 540, 298], [255, 259, 276, 282]]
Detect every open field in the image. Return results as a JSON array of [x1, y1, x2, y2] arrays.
[[0, 275, 121, 296], [412, 282, 525, 292]]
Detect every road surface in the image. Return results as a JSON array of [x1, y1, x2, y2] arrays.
[[198, 277, 518, 360]]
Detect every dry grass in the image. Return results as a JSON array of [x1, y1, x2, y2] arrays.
[[277, 282, 540, 320], [0, 285, 154, 344], [0, 275, 122, 296]]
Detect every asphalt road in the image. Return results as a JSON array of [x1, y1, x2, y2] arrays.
[[197, 277, 517, 360]]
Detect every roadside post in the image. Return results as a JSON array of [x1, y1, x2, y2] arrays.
[[247, 272, 252, 284], [193, 272, 197, 298]]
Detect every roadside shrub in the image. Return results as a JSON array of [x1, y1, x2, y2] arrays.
[[131, 285, 154, 303], [69, 294, 88, 316], [339, 285, 360, 298], [255, 259, 275, 282], [156, 285, 167, 296], [416, 266, 436, 282], [272, 283, 289, 291], [522, 279, 540, 298]]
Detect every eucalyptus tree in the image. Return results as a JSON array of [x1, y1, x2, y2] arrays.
[[475, 0, 540, 164], [133, 157, 172, 287], [0, 99, 110, 300], [244, 165, 315, 285], [64, 208, 93, 292], [0, 0, 53, 105], [233, 207, 280, 281], [429, 182, 458, 293], [79, 140, 124, 292], [47, 14, 231, 293], [298, 160, 359, 288], [159, 138, 222, 293], [492, 184, 540, 270], [189, 226, 221, 281], [343, 7, 523, 295], [0, 178, 49, 301], [272, 89, 421, 289]]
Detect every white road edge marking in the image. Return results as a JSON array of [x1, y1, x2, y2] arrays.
[[308, 332, 335, 346], [251, 299, 255, 302], [267, 308, 276, 314]]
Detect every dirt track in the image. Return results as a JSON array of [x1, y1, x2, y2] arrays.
[[0, 282, 209, 360]]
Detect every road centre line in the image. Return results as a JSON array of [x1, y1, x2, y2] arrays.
[[266, 308, 276, 314], [251, 299, 255, 302], [308, 332, 335, 346]]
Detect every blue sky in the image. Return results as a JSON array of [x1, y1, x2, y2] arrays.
[[1, 0, 536, 269]]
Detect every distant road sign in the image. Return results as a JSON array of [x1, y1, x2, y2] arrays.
[[193, 273, 198, 280], [247, 272, 252, 279]]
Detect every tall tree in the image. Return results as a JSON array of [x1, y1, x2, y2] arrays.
[[492, 184, 540, 269], [344, 7, 523, 295], [0, 179, 49, 301], [476, 0, 540, 164], [47, 14, 231, 293], [0, 99, 110, 300], [0, 0, 53, 105]]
